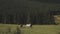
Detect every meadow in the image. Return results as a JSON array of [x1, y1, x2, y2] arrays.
[[0, 24, 60, 34]]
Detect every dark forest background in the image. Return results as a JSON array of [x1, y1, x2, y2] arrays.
[[0, 0, 60, 25]]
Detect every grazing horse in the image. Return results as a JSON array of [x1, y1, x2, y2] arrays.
[[26, 24, 32, 28], [20, 23, 32, 28]]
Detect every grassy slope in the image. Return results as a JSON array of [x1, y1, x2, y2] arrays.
[[0, 24, 60, 34]]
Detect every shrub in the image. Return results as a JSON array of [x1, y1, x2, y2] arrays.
[[14, 26, 21, 34]]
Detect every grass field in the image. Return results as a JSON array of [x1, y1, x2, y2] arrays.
[[0, 24, 60, 34]]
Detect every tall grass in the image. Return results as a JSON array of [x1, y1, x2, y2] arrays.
[[0, 26, 21, 34]]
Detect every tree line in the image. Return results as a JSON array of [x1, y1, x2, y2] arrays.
[[0, 7, 56, 25]]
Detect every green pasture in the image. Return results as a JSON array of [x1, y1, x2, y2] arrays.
[[0, 24, 60, 34]]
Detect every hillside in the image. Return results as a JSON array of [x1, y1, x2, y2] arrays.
[[0, 0, 60, 14]]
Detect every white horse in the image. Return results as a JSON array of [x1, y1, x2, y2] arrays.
[[26, 24, 31, 27]]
